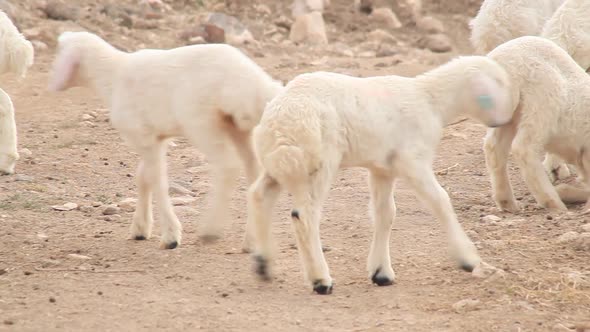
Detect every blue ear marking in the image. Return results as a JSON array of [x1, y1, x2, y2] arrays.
[[477, 94, 495, 110]]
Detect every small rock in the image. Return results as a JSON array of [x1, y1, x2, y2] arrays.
[[376, 44, 398, 57], [472, 261, 505, 280], [452, 299, 480, 313], [419, 33, 453, 53], [19, 148, 32, 158], [42, 1, 79, 21], [37, 233, 48, 240], [370, 7, 402, 29], [274, 15, 293, 30], [354, 0, 374, 14], [81, 120, 97, 128], [117, 198, 137, 212], [358, 51, 376, 58], [557, 231, 580, 243], [49, 297, 56, 303], [51, 202, 78, 211], [91, 201, 102, 207], [188, 36, 206, 45], [134, 19, 159, 30], [3, 319, 14, 325], [102, 214, 121, 222], [14, 174, 33, 182], [81, 114, 94, 121], [368, 29, 396, 44], [204, 12, 255, 45], [481, 214, 501, 223], [102, 204, 121, 215], [171, 196, 196, 206], [289, 12, 328, 45], [179, 23, 225, 44], [68, 253, 91, 260], [416, 16, 444, 33], [572, 233, 590, 250]]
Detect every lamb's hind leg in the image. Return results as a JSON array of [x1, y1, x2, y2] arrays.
[[366, 170, 396, 286], [225, 125, 260, 252], [129, 159, 155, 241], [134, 141, 182, 249], [483, 125, 519, 212], [196, 139, 241, 242], [512, 134, 567, 211], [404, 164, 481, 271]]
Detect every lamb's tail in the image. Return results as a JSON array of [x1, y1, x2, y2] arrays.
[[262, 145, 313, 190]]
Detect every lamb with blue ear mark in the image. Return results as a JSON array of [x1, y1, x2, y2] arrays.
[[247, 55, 514, 294], [48, 31, 283, 250], [484, 35, 590, 214], [471, 0, 590, 183], [0, 10, 35, 175]]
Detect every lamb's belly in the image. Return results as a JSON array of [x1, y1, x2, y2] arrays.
[[546, 137, 581, 164]]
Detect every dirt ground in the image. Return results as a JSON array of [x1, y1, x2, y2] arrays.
[[0, 0, 589, 331]]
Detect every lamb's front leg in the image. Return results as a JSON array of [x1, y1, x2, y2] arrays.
[[367, 170, 396, 286], [405, 165, 481, 272], [142, 142, 182, 249], [128, 159, 154, 241], [483, 125, 519, 212], [512, 136, 567, 211]]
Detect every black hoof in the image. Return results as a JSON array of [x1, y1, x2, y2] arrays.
[[133, 235, 146, 241], [371, 268, 394, 286], [164, 241, 178, 249], [460, 262, 475, 273], [291, 209, 299, 219], [312, 280, 333, 295], [254, 255, 270, 281]]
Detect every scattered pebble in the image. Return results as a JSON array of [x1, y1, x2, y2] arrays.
[[171, 196, 197, 206], [481, 214, 501, 223], [51, 202, 78, 211], [68, 254, 91, 260], [452, 299, 480, 313], [49, 297, 56, 303], [102, 205, 121, 215]]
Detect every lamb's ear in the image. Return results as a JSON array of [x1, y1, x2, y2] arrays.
[[48, 45, 80, 92], [470, 71, 512, 124]]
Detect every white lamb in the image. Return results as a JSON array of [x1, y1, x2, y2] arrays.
[[483, 36, 590, 213], [48, 31, 283, 249], [469, 0, 570, 182], [247, 56, 515, 294], [0, 10, 34, 175]]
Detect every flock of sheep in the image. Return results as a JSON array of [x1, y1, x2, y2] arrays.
[[0, 0, 589, 295]]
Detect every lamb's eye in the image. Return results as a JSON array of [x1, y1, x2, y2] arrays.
[[477, 94, 495, 110]]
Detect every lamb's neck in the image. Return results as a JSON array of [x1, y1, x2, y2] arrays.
[[416, 69, 468, 127], [85, 48, 127, 104]]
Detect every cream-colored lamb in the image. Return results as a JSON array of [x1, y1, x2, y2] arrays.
[[484, 36, 590, 213], [247, 56, 515, 294], [48, 31, 283, 249], [0, 10, 34, 175], [470, 0, 572, 182]]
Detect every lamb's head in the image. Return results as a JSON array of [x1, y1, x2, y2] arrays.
[[48, 31, 108, 91], [456, 56, 514, 127]]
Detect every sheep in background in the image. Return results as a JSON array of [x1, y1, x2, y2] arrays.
[[541, 0, 590, 71], [48, 31, 283, 250], [0, 10, 35, 175], [469, 0, 570, 183], [247, 56, 515, 294], [484, 36, 590, 213]]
